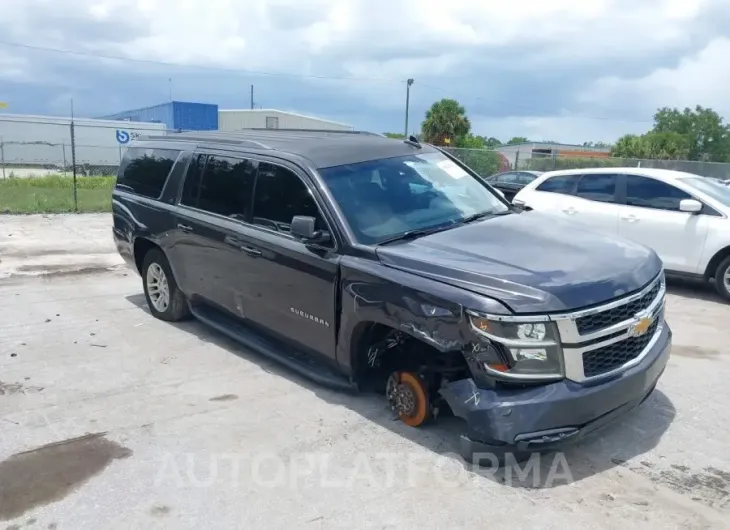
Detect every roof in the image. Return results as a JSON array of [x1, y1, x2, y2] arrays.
[[0, 112, 167, 129], [140, 129, 436, 169], [218, 108, 353, 128], [540, 167, 702, 181]]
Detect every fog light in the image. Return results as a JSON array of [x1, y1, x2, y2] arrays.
[[510, 348, 548, 362]]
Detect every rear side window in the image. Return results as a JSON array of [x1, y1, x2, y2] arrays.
[[575, 174, 617, 203], [536, 174, 580, 194], [181, 155, 255, 219], [516, 173, 538, 185], [252, 163, 324, 233], [116, 147, 180, 198], [497, 173, 519, 183]]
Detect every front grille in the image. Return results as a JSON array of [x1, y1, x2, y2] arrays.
[[576, 280, 661, 335], [582, 319, 659, 377]]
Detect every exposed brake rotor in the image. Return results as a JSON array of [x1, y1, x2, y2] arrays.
[[386, 371, 431, 427]]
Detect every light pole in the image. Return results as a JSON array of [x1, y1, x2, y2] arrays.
[[404, 78, 414, 138]]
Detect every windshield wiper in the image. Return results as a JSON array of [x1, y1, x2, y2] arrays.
[[458, 209, 511, 225], [378, 222, 456, 245]]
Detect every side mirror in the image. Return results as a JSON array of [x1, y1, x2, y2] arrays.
[[679, 199, 702, 214], [291, 215, 331, 245]]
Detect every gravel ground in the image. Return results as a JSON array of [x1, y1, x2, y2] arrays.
[[0, 214, 729, 529]]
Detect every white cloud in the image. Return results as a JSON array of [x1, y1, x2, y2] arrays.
[[0, 0, 727, 142], [581, 37, 730, 117]]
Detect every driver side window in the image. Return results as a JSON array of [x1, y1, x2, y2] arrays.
[[251, 162, 326, 237]]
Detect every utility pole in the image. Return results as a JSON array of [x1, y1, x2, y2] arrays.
[[250, 85, 254, 109], [169, 78, 173, 102], [404, 79, 414, 138], [70, 98, 78, 212]]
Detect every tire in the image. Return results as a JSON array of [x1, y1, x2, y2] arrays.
[[714, 256, 730, 302], [141, 248, 191, 321]]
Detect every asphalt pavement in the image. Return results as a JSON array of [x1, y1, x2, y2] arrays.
[[0, 214, 729, 529]]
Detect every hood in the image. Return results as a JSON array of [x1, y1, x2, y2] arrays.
[[375, 211, 663, 313]]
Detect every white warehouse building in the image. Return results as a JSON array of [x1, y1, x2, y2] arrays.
[[218, 109, 354, 132], [0, 113, 166, 168]]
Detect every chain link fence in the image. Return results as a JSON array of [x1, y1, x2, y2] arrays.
[[0, 138, 121, 214], [444, 147, 730, 180]]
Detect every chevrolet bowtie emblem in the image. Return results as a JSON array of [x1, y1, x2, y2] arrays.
[[630, 316, 653, 337]]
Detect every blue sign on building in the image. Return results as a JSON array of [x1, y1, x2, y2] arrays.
[[116, 129, 130, 144]]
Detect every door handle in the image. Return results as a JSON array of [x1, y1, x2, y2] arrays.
[[224, 235, 262, 256], [621, 215, 639, 223], [563, 207, 577, 215], [240, 246, 262, 256], [177, 223, 193, 232]]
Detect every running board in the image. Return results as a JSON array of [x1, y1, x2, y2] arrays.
[[190, 304, 356, 393]]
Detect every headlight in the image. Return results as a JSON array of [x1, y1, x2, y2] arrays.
[[468, 313, 563, 381]]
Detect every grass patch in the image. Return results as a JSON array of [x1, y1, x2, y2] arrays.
[[0, 174, 116, 213]]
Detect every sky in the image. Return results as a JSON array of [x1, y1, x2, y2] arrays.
[[1, 0, 729, 144]]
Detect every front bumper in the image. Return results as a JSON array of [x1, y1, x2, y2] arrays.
[[440, 323, 671, 462]]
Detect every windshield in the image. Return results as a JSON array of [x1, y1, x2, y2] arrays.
[[680, 177, 730, 207], [319, 151, 509, 244]]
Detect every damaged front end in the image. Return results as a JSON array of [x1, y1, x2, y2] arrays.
[[437, 276, 672, 464]]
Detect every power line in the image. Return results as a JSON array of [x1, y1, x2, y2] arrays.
[[0, 39, 656, 125], [0, 39, 400, 83]]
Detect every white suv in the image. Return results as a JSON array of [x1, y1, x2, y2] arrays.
[[513, 167, 730, 300]]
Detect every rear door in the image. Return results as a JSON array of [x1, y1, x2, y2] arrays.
[[558, 173, 620, 236], [618, 174, 709, 272], [171, 152, 258, 312]]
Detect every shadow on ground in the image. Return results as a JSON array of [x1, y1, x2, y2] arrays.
[[125, 293, 676, 490], [666, 276, 725, 304]]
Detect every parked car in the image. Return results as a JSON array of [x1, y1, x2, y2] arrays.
[[113, 131, 670, 464], [513, 167, 730, 300], [484, 171, 542, 201]]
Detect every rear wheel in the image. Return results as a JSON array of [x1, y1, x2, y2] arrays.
[[142, 248, 190, 321], [714, 256, 730, 302]]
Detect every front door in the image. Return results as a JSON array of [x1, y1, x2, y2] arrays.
[[224, 160, 341, 360], [618, 174, 709, 273]]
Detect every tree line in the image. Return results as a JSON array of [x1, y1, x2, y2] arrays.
[[385, 99, 730, 164]]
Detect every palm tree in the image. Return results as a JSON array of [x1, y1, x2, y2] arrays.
[[421, 99, 471, 146]]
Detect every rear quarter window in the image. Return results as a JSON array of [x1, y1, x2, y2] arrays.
[[116, 147, 181, 199], [535, 174, 580, 194]]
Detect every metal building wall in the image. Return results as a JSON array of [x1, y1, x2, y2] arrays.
[[0, 113, 166, 166], [218, 109, 353, 132], [101, 103, 174, 128], [171, 102, 218, 131], [100, 101, 218, 131]]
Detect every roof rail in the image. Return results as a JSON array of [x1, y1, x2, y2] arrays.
[[239, 128, 382, 136], [140, 131, 272, 150]]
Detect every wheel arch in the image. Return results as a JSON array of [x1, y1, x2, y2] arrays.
[[349, 320, 462, 386], [133, 237, 160, 274], [703, 245, 730, 280]]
